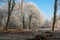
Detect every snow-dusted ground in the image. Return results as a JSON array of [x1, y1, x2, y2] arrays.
[[37, 28, 60, 30], [0, 28, 60, 40]]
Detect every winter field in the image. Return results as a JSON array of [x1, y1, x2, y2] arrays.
[[0, 28, 60, 40], [0, 0, 60, 40]]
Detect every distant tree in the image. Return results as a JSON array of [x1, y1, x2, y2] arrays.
[[52, 0, 57, 31], [5, 0, 15, 30], [0, 0, 6, 3], [0, 0, 7, 5], [55, 14, 60, 28], [43, 20, 50, 28], [58, 0, 60, 5]]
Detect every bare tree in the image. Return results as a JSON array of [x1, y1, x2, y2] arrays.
[[52, 0, 57, 31], [21, 0, 26, 29], [28, 10, 34, 29], [5, 0, 15, 30]]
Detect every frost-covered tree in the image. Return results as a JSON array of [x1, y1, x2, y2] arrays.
[[24, 2, 45, 29], [0, 2, 45, 29]]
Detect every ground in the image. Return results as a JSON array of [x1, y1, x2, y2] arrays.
[[0, 28, 60, 40]]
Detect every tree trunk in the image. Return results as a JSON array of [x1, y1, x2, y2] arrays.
[[29, 17, 31, 29], [23, 16, 25, 29], [29, 11, 33, 29], [5, 0, 15, 30], [52, 0, 57, 31], [5, 0, 11, 30], [21, 0, 25, 29]]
